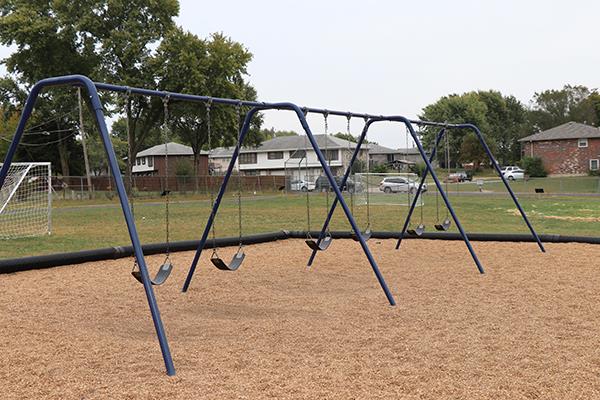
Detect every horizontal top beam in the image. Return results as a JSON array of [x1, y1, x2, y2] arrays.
[[92, 82, 466, 129]]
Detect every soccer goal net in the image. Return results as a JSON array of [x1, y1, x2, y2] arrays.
[[352, 172, 424, 207], [0, 162, 52, 239]]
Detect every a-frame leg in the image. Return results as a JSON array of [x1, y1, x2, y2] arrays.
[[0, 75, 176, 376], [306, 120, 371, 267], [183, 103, 396, 306], [395, 127, 446, 250]]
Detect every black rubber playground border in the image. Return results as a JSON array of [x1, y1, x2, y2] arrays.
[[2, 230, 600, 275]]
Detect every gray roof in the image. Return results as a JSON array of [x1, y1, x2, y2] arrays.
[[209, 135, 418, 157], [136, 142, 208, 157], [369, 143, 420, 155], [256, 134, 356, 152], [210, 146, 235, 158], [519, 122, 600, 142], [209, 135, 356, 157]]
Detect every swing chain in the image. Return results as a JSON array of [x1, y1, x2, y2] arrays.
[[364, 117, 371, 229], [323, 111, 330, 219], [236, 101, 243, 247], [125, 89, 139, 272], [346, 114, 354, 217], [445, 124, 451, 219], [205, 98, 218, 257], [162, 95, 171, 258]]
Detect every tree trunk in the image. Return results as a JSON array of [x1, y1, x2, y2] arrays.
[[193, 152, 200, 193]]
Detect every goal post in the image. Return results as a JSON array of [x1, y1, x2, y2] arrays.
[[0, 162, 52, 239]]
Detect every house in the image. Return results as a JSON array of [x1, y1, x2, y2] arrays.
[[519, 122, 600, 175], [208, 135, 422, 178], [132, 142, 209, 176], [368, 144, 423, 169], [209, 135, 366, 179]]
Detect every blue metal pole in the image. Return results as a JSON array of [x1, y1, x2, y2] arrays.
[[306, 119, 372, 267], [182, 108, 258, 292], [0, 86, 42, 186], [182, 103, 395, 305], [462, 124, 545, 253], [397, 118, 485, 274], [0, 75, 176, 376], [291, 106, 396, 306], [395, 127, 446, 250]]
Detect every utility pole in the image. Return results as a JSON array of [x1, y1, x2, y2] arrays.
[[78, 88, 93, 199]]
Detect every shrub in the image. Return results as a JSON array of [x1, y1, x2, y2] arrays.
[[175, 159, 194, 177], [371, 164, 389, 173], [521, 156, 547, 177], [410, 162, 427, 178]]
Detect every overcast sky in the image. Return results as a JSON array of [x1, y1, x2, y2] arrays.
[[176, 0, 599, 147], [0, 0, 598, 148]]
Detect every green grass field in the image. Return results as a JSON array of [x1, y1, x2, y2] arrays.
[[2, 188, 600, 259]]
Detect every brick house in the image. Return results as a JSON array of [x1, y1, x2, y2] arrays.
[[519, 122, 600, 175], [132, 142, 209, 176]]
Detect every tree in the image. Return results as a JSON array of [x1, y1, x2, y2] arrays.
[[0, 0, 179, 178], [420, 90, 525, 167], [419, 92, 489, 168], [528, 85, 598, 131], [260, 127, 298, 140], [0, 108, 19, 159], [152, 29, 261, 188], [477, 91, 527, 165], [459, 132, 487, 168]]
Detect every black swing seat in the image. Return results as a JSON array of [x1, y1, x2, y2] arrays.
[[351, 227, 372, 242], [434, 219, 451, 231], [131, 261, 173, 286], [211, 251, 245, 271], [305, 234, 333, 251], [407, 224, 425, 236]]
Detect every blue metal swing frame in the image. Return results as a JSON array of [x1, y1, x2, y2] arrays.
[[180, 105, 396, 310], [305, 116, 545, 272], [0, 75, 544, 377]]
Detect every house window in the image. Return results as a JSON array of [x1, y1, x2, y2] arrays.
[[136, 158, 141, 166], [386, 154, 395, 163], [325, 149, 338, 161], [290, 150, 306, 159], [578, 138, 588, 148], [590, 159, 599, 171], [148, 156, 153, 167], [267, 151, 284, 160], [239, 153, 257, 164], [141, 157, 146, 165]]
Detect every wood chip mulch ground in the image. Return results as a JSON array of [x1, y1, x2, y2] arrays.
[[1, 239, 599, 399]]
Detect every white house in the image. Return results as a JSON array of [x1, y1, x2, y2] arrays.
[[210, 135, 367, 179], [208, 135, 419, 179]]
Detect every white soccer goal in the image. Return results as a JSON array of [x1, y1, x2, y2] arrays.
[[353, 172, 424, 207], [0, 162, 52, 239]]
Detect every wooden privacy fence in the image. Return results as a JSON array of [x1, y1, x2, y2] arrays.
[[52, 175, 286, 194]]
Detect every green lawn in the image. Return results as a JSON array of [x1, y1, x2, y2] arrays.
[[2, 189, 600, 259]]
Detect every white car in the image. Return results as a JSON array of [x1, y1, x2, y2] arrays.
[[290, 179, 315, 192], [379, 177, 426, 194], [501, 166, 525, 180]]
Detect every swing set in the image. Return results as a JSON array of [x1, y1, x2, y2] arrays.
[[0, 75, 545, 377]]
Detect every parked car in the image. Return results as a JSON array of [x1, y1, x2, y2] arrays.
[[445, 171, 473, 183], [378, 177, 426, 194], [501, 166, 525, 180], [314, 176, 362, 192], [289, 179, 315, 192]]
